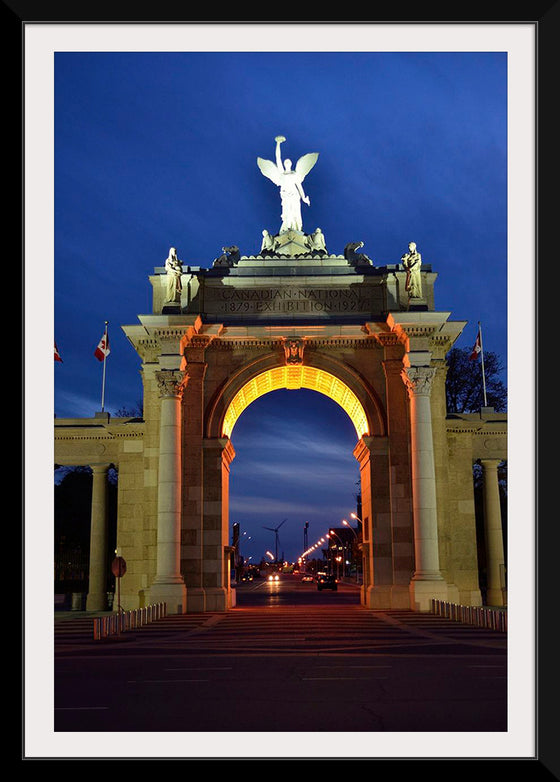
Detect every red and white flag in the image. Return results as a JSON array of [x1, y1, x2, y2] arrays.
[[54, 342, 63, 362], [469, 329, 481, 361], [94, 330, 110, 361]]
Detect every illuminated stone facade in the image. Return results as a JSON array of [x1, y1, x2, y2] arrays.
[[54, 242, 507, 613]]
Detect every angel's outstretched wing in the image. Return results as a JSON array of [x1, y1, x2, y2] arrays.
[[257, 157, 283, 186], [295, 152, 319, 180]]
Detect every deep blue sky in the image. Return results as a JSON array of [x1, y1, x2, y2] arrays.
[[52, 46, 509, 563]]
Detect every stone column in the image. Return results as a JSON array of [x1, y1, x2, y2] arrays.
[[148, 369, 188, 614], [480, 459, 506, 606], [382, 355, 415, 609], [181, 358, 207, 612], [86, 463, 111, 611], [353, 436, 393, 609], [201, 437, 236, 611], [402, 366, 448, 610]]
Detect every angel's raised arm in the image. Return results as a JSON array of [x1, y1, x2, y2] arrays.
[[274, 135, 286, 170]]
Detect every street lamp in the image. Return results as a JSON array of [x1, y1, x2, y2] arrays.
[[327, 531, 345, 578], [342, 519, 358, 538]]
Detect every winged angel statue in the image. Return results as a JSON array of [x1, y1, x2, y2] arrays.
[[257, 136, 319, 233]]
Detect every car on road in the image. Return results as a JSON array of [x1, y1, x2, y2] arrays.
[[268, 573, 280, 582], [317, 574, 338, 591], [301, 575, 313, 583]]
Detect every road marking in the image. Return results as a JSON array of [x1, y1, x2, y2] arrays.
[[128, 679, 209, 683], [302, 676, 388, 681], [315, 665, 392, 669], [479, 676, 508, 679], [164, 667, 232, 671], [467, 665, 505, 668]]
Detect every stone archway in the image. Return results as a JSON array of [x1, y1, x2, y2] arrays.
[[176, 332, 410, 614], [221, 365, 370, 441], [214, 363, 376, 605], [75, 236, 506, 616]]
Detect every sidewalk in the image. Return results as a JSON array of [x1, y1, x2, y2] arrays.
[[55, 609, 115, 622]]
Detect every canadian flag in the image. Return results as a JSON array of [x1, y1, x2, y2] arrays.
[[94, 330, 110, 361], [469, 330, 481, 361], [54, 342, 63, 362]]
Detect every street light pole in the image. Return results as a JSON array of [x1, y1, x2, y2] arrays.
[[327, 531, 345, 578], [342, 519, 359, 539]]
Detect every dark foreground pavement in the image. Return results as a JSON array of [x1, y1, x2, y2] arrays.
[[53, 578, 507, 736]]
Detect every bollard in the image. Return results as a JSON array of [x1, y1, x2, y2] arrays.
[[427, 600, 506, 632], [92, 603, 168, 639]]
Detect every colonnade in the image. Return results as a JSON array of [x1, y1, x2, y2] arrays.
[[79, 365, 507, 613]]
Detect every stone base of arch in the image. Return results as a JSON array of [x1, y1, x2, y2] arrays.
[[408, 578, 449, 612], [362, 584, 412, 610], [185, 586, 230, 613], [147, 581, 187, 615], [86, 591, 110, 612]]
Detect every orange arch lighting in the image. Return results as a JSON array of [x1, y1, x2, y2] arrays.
[[222, 366, 369, 440]]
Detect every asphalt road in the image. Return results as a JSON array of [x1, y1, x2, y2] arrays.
[[53, 573, 508, 744]]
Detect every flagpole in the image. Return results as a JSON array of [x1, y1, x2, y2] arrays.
[[478, 321, 488, 407], [101, 321, 108, 413]]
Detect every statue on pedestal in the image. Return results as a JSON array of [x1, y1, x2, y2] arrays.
[[307, 228, 327, 256], [164, 247, 183, 303], [401, 241, 422, 298], [257, 136, 319, 233], [260, 230, 277, 257]]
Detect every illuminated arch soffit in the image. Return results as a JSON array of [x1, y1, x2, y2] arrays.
[[222, 365, 370, 440]]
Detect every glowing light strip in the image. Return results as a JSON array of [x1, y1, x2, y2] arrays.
[[222, 366, 369, 439]]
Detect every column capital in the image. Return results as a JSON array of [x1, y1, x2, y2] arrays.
[[156, 369, 188, 398], [401, 365, 437, 398], [89, 462, 111, 473], [479, 458, 502, 469]]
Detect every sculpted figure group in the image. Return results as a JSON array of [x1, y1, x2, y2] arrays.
[[163, 144, 426, 299]]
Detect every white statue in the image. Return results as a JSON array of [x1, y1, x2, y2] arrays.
[[257, 136, 318, 233], [401, 241, 422, 298], [307, 227, 327, 254], [260, 230, 276, 255], [165, 247, 183, 303]]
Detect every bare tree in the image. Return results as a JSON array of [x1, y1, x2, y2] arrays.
[[445, 348, 507, 413]]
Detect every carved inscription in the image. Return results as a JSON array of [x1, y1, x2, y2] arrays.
[[205, 285, 380, 315]]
